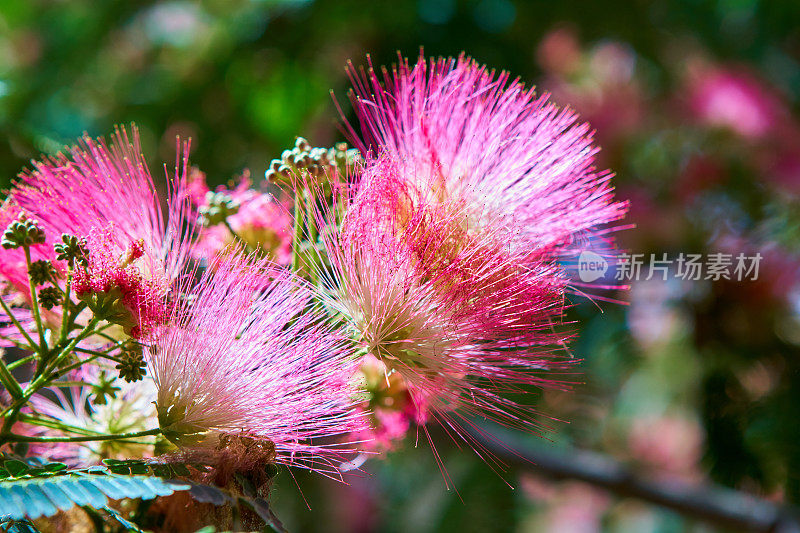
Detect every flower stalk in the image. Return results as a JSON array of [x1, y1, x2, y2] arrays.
[[2, 427, 161, 443], [23, 246, 47, 350]]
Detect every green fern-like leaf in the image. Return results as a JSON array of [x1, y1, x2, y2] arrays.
[[0, 473, 189, 520]]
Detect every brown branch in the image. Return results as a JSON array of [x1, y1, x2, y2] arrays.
[[465, 425, 800, 532]]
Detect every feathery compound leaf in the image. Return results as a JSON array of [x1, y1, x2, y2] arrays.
[[0, 473, 189, 520], [103, 505, 145, 532]]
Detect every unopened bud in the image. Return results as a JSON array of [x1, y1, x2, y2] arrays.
[[198, 192, 240, 227], [116, 341, 147, 383], [54, 234, 89, 266], [29, 260, 57, 286], [38, 286, 62, 310], [2, 217, 46, 250]]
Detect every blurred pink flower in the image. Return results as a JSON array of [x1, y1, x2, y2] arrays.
[[522, 477, 610, 533], [189, 169, 293, 265], [537, 33, 645, 152], [689, 67, 783, 139], [536, 27, 582, 76], [628, 414, 704, 480]]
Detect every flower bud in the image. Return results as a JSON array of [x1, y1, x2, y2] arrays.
[[38, 286, 62, 310], [29, 260, 57, 286], [198, 192, 240, 227], [116, 341, 147, 383], [2, 217, 46, 249], [54, 234, 89, 266]]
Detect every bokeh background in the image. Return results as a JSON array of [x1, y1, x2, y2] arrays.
[[2, 1, 800, 531]]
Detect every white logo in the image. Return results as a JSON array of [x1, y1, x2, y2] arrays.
[[578, 250, 608, 282]]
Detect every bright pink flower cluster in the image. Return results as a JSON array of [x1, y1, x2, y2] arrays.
[[11, 126, 191, 277], [145, 252, 365, 474], [328, 53, 627, 449], [1, 52, 627, 480], [346, 53, 627, 256], [72, 229, 168, 338], [0, 126, 192, 336]]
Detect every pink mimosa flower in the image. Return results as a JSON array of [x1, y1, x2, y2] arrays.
[[0, 125, 194, 336], [13, 125, 191, 275], [345, 53, 627, 258], [314, 176, 574, 454], [145, 251, 365, 476], [24, 380, 159, 466]]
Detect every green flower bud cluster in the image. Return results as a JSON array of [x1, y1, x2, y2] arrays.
[[2, 217, 46, 249], [265, 137, 361, 184], [198, 191, 240, 227], [38, 286, 62, 310], [54, 233, 89, 266], [116, 341, 147, 383], [29, 260, 57, 286]]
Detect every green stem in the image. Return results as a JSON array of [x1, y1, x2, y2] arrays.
[[17, 413, 104, 436], [51, 354, 100, 380], [73, 347, 124, 364], [58, 264, 73, 345], [0, 296, 37, 350], [2, 427, 161, 443], [46, 380, 92, 388], [0, 333, 34, 352], [66, 301, 87, 331], [7, 355, 35, 371], [0, 356, 23, 399], [304, 189, 318, 245], [43, 317, 101, 377], [291, 188, 305, 272], [23, 246, 46, 350]]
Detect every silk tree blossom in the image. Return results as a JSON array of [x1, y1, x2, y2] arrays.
[[72, 228, 168, 338], [335, 56, 626, 444], [345, 53, 627, 259], [11, 125, 192, 279], [352, 159, 572, 343], [145, 251, 365, 475], [0, 125, 193, 336], [188, 169, 293, 265], [24, 379, 159, 465], [314, 177, 574, 451]]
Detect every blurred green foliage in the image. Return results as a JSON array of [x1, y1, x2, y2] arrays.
[[3, 0, 800, 531]]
